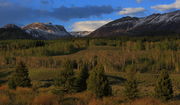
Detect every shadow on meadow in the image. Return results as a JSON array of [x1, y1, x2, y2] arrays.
[[0, 71, 12, 85], [107, 75, 126, 85]]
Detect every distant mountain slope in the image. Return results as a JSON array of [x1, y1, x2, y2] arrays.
[[0, 23, 71, 40], [0, 24, 34, 40], [89, 10, 180, 37], [22, 23, 71, 40]]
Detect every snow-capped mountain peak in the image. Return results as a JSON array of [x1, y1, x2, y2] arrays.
[[89, 10, 180, 37], [22, 22, 71, 39]]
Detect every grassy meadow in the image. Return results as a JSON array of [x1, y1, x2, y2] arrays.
[[0, 36, 180, 105]]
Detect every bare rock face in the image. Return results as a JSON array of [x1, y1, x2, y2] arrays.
[[22, 23, 71, 39], [89, 10, 180, 37]]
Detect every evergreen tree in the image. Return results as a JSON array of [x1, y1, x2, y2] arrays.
[[8, 61, 32, 89], [124, 71, 139, 100], [55, 60, 75, 93], [8, 75, 16, 89], [74, 63, 89, 92], [155, 70, 173, 101], [87, 65, 112, 98]]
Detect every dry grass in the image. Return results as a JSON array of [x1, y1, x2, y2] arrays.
[[0, 85, 8, 90], [0, 87, 180, 105], [64, 91, 96, 105], [88, 99, 103, 105], [32, 93, 60, 105], [120, 97, 180, 105], [0, 95, 10, 105], [124, 98, 163, 105]]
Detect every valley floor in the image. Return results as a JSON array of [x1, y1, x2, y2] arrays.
[[0, 37, 180, 105]]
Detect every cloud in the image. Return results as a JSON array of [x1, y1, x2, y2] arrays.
[[151, 0, 180, 11], [118, 7, 146, 15], [51, 6, 116, 21], [0, 1, 117, 26], [0, 1, 47, 25], [72, 20, 112, 31], [136, 0, 143, 3]]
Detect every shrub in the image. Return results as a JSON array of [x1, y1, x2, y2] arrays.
[[54, 60, 76, 93], [155, 70, 173, 101], [8, 75, 17, 89], [87, 65, 112, 98], [74, 63, 89, 92], [124, 71, 139, 100], [8, 61, 32, 89]]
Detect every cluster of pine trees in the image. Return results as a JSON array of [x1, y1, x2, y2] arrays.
[[8, 59, 174, 101], [53, 58, 112, 98], [123, 69, 173, 101]]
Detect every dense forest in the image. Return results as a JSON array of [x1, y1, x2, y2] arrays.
[[0, 36, 180, 105]]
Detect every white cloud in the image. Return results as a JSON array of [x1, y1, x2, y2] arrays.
[[118, 7, 146, 15], [151, 0, 180, 11], [136, 0, 142, 3], [72, 20, 112, 31]]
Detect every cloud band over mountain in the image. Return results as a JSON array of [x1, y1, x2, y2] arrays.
[[0, 1, 117, 26], [152, 0, 180, 11], [72, 20, 112, 31]]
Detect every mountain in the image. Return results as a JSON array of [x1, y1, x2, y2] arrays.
[[0, 23, 71, 40], [89, 10, 180, 37], [22, 23, 71, 39], [0, 24, 34, 40], [70, 31, 92, 37]]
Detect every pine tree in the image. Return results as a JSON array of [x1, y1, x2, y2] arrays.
[[87, 65, 112, 98], [55, 60, 75, 93], [8, 75, 16, 89], [74, 63, 89, 92], [155, 70, 173, 101], [124, 71, 139, 100], [8, 61, 32, 89]]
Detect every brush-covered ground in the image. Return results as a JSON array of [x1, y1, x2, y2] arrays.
[[0, 36, 180, 105]]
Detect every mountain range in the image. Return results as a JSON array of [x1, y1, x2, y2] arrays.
[[0, 23, 71, 40], [89, 10, 180, 37], [1, 10, 180, 40]]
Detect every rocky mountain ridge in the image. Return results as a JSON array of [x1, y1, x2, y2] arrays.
[[89, 10, 180, 37], [0, 23, 71, 40]]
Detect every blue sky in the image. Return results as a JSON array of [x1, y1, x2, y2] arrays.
[[0, 0, 179, 31]]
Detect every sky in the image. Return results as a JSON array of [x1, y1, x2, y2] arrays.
[[0, 0, 179, 31]]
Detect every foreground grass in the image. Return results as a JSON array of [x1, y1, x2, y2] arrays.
[[0, 85, 180, 105]]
